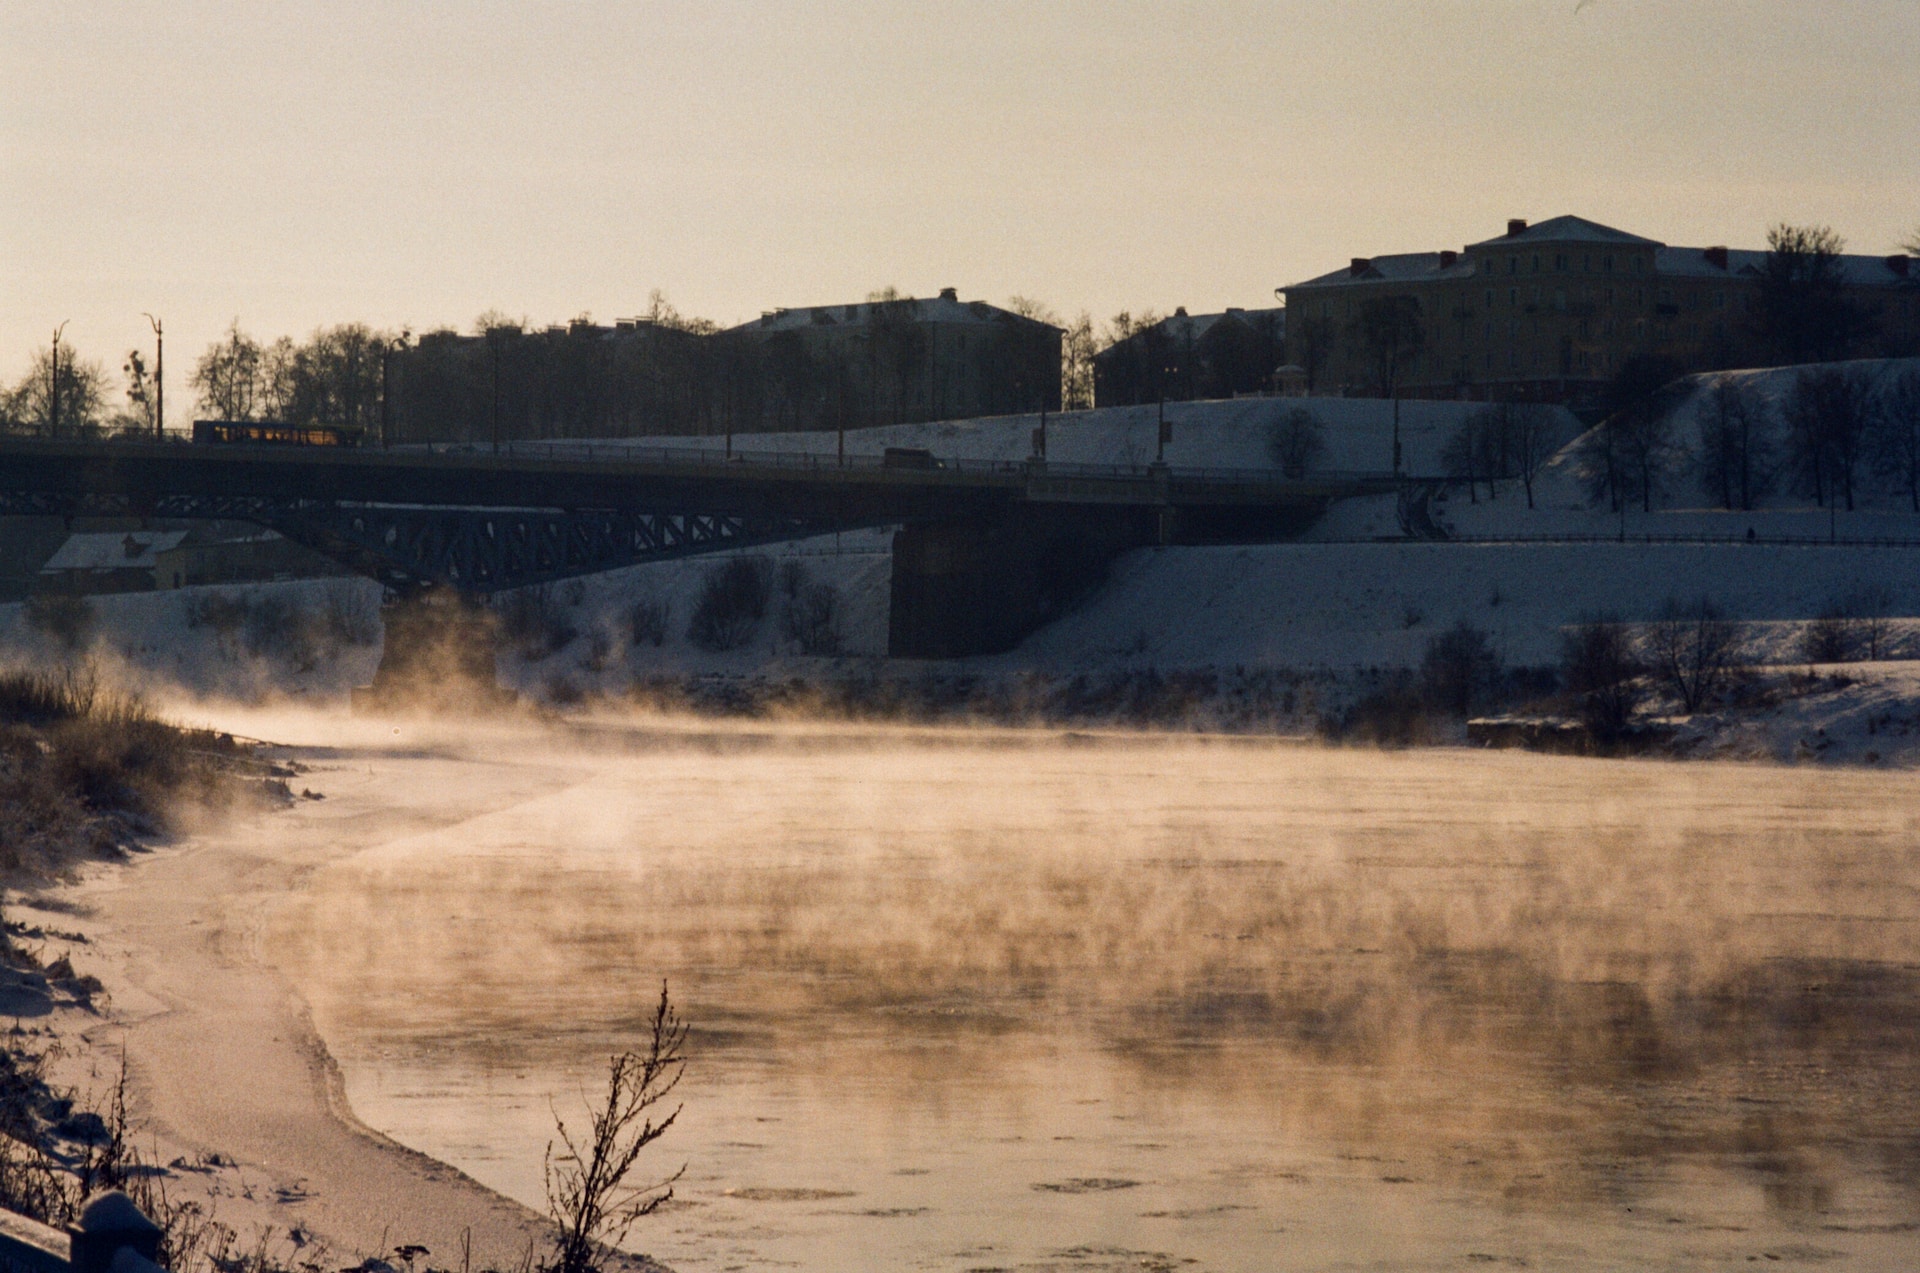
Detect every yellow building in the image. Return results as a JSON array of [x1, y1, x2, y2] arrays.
[[1282, 215, 1919, 406]]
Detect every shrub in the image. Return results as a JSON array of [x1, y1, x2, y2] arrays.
[[496, 584, 578, 660], [23, 593, 93, 652], [321, 582, 380, 647], [1268, 407, 1326, 479], [1801, 612, 1852, 664], [1642, 596, 1739, 713], [184, 591, 248, 640], [1418, 621, 1501, 717], [687, 556, 772, 652], [1560, 616, 1641, 741], [241, 594, 321, 670], [776, 562, 841, 656], [1323, 674, 1438, 747], [545, 982, 686, 1273], [629, 595, 671, 649]]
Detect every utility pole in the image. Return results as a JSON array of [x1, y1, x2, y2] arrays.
[[143, 314, 163, 438], [489, 329, 501, 454], [50, 321, 68, 434]]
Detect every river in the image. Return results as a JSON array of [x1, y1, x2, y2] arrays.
[[251, 715, 1920, 1271]]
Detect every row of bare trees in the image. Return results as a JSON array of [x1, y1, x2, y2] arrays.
[[1440, 401, 1563, 507], [1579, 360, 1920, 514]]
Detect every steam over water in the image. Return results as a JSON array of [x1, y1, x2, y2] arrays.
[[263, 722, 1920, 1271]]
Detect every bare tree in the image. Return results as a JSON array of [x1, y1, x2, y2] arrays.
[[192, 320, 266, 421], [1693, 374, 1770, 511], [1785, 365, 1874, 510], [1873, 367, 1920, 512], [1441, 408, 1489, 503], [5, 346, 107, 434], [1752, 223, 1874, 364], [1596, 354, 1684, 512], [1060, 312, 1097, 410], [1560, 616, 1642, 741], [1642, 597, 1739, 714], [1505, 403, 1558, 510], [1351, 294, 1424, 472], [1268, 406, 1325, 479], [1291, 312, 1335, 396], [545, 982, 687, 1273]]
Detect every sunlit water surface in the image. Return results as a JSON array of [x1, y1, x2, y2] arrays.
[[263, 723, 1920, 1271]]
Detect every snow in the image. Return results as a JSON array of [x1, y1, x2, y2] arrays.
[[7, 393, 1920, 762], [40, 530, 188, 572]]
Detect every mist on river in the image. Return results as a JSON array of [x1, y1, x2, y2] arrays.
[[254, 718, 1920, 1270]]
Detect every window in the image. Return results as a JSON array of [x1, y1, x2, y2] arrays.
[[1604, 255, 1614, 274], [1485, 289, 1494, 309], [1532, 255, 1542, 273], [1582, 254, 1591, 273], [1555, 253, 1568, 271], [1509, 288, 1518, 307], [1508, 256, 1518, 275]]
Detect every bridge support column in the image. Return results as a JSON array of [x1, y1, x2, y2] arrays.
[[887, 507, 1159, 659], [352, 589, 509, 711]]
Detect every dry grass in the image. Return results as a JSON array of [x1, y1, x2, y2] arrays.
[[0, 664, 261, 879]]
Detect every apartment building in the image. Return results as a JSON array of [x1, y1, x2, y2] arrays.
[[1282, 215, 1919, 405]]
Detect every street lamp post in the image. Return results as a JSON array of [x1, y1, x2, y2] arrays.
[[142, 314, 163, 439], [50, 321, 69, 435], [1155, 361, 1174, 465]]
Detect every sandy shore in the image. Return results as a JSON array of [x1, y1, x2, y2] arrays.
[[29, 718, 669, 1273]]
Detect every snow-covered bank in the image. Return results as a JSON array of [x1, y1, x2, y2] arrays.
[[30, 712, 670, 1272]]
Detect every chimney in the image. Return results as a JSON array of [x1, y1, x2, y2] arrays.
[[1439, 249, 1458, 269], [1506, 218, 1528, 237], [1350, 257, 1371, 277], [1888, 255, 1911, 279], [1704, 245, 1729, 270], [939, 286, 958, 301], [1174, 306, 1188, 317]]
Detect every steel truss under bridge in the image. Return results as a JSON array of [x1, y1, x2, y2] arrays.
[[0, 490, 857, 594]]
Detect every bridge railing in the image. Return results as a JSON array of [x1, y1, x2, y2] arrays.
[[0, 429, 1396, 490], [438, 440, 1396, 488]]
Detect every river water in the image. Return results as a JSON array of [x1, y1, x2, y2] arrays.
[[259, 718, 1920, 1271]]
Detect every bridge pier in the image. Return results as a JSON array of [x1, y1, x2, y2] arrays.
[[352, 588, 509, 711], [887, 506, 1161, 659]]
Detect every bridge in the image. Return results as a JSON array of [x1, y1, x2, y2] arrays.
[[0, 435, 1395, 657]]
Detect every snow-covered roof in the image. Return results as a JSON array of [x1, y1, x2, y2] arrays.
[[1655, 245, 1916, 287], [1289, 252, 1477, 290], [1468, 215, 1663, 249], [1117, 306, 1284, 347], [41, 531, 188, 573], [730, 293, 1061, 336]]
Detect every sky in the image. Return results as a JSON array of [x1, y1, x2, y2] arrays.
[[3, 0, 1917, 413]]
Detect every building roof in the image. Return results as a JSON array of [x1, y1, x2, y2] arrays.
[[1467, 215, 1663, 249], [1288, 215, 1918, 293], [1143, 306, 1284, 343], [1655, 245, 1917, 286], [41, 531, 188, 573], [1288, 251, 1476, 291], [730, 291, 1061, 336]]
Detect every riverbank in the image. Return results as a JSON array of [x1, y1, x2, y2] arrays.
[[18, 710, 673, 1273]]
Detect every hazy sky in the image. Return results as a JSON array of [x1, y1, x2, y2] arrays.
[[4, 1, 1917, 405]]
